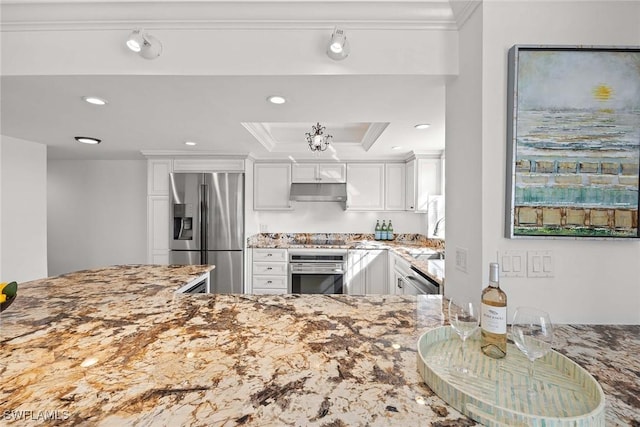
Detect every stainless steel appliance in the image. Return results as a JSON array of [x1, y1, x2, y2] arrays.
[[170, 172, 244, 293], [289, 249, 347, 294], [395, 259, 440, 295]]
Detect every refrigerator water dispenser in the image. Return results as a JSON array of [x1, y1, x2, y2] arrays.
[[173, 203, 193, 240]]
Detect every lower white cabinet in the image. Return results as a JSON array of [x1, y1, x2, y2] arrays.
[[346, 249, 388, 295], [249, 248, 288, 294], [147, 195, 169, 264]]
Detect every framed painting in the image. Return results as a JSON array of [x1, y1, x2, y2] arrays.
[[505, 45, 640, 239]]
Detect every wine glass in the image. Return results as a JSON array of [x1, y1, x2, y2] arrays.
[[511, 307, 554, 397], [448, 297, 480, 376]]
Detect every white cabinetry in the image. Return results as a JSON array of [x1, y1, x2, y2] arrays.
[[390, 252, 412, 295], [146, 159, 172, 264], [346, 163, 385, 211], [346, 249, 388, 295], [249, 248, 288, 294], [253, 163, 293, 210], [292, 163, 346, 183], [384, 163, 406, 211], [406, 157, 443, 212]]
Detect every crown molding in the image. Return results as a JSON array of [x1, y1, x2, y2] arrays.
[[0, 1, 458, 31], [241, 123, 277, 152], [361, 122, 390, 151], [449, 0, 481, 29]]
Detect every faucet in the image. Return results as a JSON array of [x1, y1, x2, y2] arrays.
[[433, 217, 445, 237]]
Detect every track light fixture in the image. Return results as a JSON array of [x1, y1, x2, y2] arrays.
[[327, 28, 350, 61], [126, 29, 162, 59]]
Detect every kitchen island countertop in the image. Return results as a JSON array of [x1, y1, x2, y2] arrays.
[[1, 265, 638, 426]]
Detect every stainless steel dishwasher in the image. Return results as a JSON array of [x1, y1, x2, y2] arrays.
[[395, 257, 440, 295]]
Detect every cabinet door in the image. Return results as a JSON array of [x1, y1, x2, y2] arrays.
[[318, 164, 346, 183], [253, 163, 293, 210], [405, 160, 416, 211], [147, 195, 169, 264], [365, 250, 388, 294], [385, 163, 406, 211], [346, 250, 366, 295], [346, 163, 385, 210], [147, 159, 172, 196], [416, 158, 442, 212], [291, 164, 318, 182]]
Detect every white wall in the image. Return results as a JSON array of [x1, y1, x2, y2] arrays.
[[452, 1, 640, 324], [47, 160, 147, 275], [0, 135, 48, 282], [444, 4, 484, 308]]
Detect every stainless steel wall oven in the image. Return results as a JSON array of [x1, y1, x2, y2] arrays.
[[289, 249, 347, 294]]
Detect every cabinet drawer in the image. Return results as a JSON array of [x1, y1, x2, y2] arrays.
[[252, 249, 287, 262], [253, 288, 287, 295], [252, 262, 288, 275], [252, 276, 288, 289]]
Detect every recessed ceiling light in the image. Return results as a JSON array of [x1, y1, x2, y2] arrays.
[[267, 95, 286, 105], [75, 136, 101, 145], [414, 123, 430, 130], [82, 96, 108, 106], [185, 141, 197, 146]]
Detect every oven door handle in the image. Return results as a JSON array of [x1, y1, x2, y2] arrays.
[[290, 268, 345, 274]]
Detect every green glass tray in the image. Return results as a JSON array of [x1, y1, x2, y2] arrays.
[[417, 326, 605, 427]]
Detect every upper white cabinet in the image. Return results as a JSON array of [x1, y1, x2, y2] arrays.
[[147, 159, 172, 196], [292, 163, 346, 183], [254, 163, 293, 210], [384, 163, 406, 211], [173, 158, 245, 172], [346, 163, 385, 211], [406, 157, 443, 212]]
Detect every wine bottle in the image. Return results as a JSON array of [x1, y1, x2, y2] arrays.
[[481, 262, 507, 358], [375, 220, 381, 240], [380, 220, 388, 241], [387, 220, 394, 241]]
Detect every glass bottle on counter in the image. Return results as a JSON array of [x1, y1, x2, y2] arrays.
[[387, 220, 394, 241], [481, 262, 507, 358], [375, 220, 381, 240], [380, 220, 388, 241]]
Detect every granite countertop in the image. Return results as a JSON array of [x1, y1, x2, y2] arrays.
[[248, 233, 446, 286], [1, 265, 638, 426]]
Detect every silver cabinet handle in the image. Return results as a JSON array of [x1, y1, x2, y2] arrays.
[[267, 253, 273, 257], [267, 280, 272, 284], [266, 267, 273, 270]]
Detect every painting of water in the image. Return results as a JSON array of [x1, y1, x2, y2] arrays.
[[506, 46, 640, 238]]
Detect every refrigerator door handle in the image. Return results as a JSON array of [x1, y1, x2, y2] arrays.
[[200, 183, 208, 264]]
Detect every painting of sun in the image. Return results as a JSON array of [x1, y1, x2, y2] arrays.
[[506, 46, 640, 239]]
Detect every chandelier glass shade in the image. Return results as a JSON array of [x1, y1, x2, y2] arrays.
[[305, 122, 332, 152]]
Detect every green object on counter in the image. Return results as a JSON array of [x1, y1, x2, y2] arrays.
[[3, 281, 18, 297]]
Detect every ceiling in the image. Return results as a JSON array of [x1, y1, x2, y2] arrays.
[[0, 1, 476, 161]]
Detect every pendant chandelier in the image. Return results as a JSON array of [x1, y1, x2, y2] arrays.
[[305, 122, 332, 152]]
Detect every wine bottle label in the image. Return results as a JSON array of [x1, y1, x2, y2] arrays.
[[481, 303, 507, 334]]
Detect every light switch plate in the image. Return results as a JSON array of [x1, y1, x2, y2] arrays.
[[455, 247, 468, 273], [500, 250, 526, 277], [527, 250, 554, 277]]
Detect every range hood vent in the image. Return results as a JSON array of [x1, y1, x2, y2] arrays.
[[289, 183, 348, 204]]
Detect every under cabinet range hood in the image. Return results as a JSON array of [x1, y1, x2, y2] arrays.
[[289, 183, 348, 205]]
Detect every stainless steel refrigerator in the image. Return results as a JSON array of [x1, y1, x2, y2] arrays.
[[169, 172, 244, 293]]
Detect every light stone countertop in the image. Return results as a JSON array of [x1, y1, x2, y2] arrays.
[[0, 264, 638, 426]]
